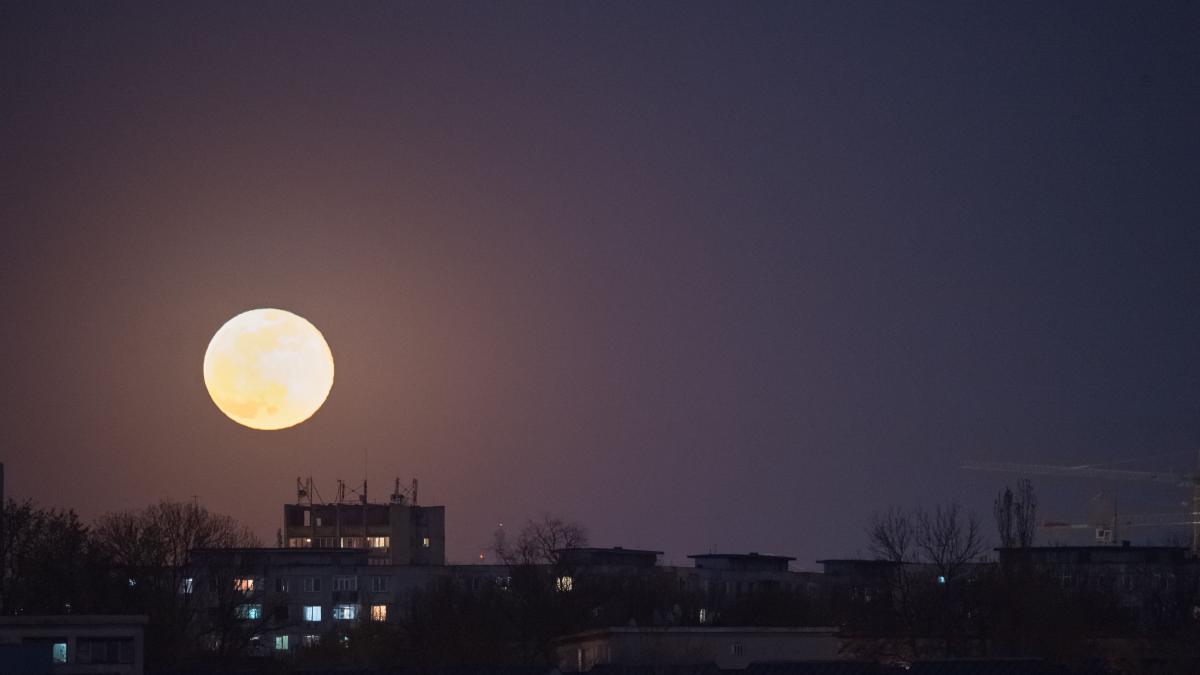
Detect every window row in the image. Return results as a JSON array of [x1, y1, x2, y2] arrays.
[[186, 575, 392, 594], [285, 536, 392, 549], [234, 603, 389, 623], [272, 633, 351, 650], [300, 604, 388, 622]]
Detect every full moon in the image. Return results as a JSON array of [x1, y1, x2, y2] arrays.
[[203, 308, 335, 430]]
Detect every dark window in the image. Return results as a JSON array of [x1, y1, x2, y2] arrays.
[[22, 638, 68, 664], [78, 638, 135, 664], [274, 605, 289, 621]]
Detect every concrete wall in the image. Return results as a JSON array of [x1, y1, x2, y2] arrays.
[[557, 627, 840, 671]]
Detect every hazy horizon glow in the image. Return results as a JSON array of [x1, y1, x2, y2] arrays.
[[3, 3, 1199, 565]]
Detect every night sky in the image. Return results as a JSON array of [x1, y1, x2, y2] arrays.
[[3, 2, 1200, 567]]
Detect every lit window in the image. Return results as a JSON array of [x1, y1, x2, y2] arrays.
[[127, 578, 137, 588], [236, 604, 262, 620], [555, 576, 574, 592], [304, 605, 322, 622], [333, 604, 358, 620], [181, 578, 194, 594], [235, 578, 256, 592], [370, 604, 387, 621], [303, 634, 320, 647], [274, 635, 289, 651], [367, 536, 390, 549], [339, 536, 364, 548], [422, 536, 431, 548], [339, 634, 351, 647], [303, 577, 321, 592], [333, 576, 357, 591], [371, 576, 388, 592], [52, 642, 67, 664], [699, 608, 708, 624], [288, 537, 312, 548]]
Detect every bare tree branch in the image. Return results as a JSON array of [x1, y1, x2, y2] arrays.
[[915, 502, 985, 580], [867, 507, 915, 563]]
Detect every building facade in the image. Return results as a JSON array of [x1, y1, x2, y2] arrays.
[[555, 626, 839, 672], [0, 615, 148, 675], [282, 501, 446, 566], [184, 543, 824, 657]]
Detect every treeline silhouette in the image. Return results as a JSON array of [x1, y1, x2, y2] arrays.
[[5, 496, 1200, 674]]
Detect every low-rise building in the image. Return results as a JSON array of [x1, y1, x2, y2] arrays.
[[0, 615, 148, 675], [184, 543, 825, 656], [555, 626, 840, 672]]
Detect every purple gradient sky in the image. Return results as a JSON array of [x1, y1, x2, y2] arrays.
[[3, 2, 1200, 567]]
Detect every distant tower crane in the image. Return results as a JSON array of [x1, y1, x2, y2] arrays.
[[962, 450, 1200, 554], [1041, 511, 1200, 546]]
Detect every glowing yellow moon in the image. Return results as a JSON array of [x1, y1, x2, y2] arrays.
[[203, 308, 334, 430]]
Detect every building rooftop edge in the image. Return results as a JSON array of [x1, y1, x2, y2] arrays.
[[0, 615, 149, 625], [192, 547, 371, 553], [554, 626, 840, 642], [554, 547, 664, 555], [995, 545, 1191, 552], [815, 558, 898, 564], [688, 553, 796, 561]]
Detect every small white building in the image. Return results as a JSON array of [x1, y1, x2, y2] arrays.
[[555, 626, 840, 671], [0, 615, 148, 675]]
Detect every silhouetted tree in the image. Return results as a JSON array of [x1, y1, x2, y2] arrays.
[[868, 506, 916, 563], [90, 500, 259, 669], [916, 501, 984, 582], [1013, 479, 1037, 547], [994, 480, 1037, 549], [994, 488, 1016, 549], [860, 502, 988, 661], [483, 514, 592, 664], [493, 514, 589, 566], [0, 499, 99, 614]]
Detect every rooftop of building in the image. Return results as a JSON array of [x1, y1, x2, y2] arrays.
[[995, 545, 1189, 551], [816, 559, 900, 565], [191, 547, 368, 553], [688, 552, 796, 561], [556, 546, 665, 556], [0, 615, 148, 626], [555, 625, 840, 642]]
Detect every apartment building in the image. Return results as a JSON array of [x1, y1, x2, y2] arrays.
[[185, 543, 820, 656], [282, 500, 445, 566]]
